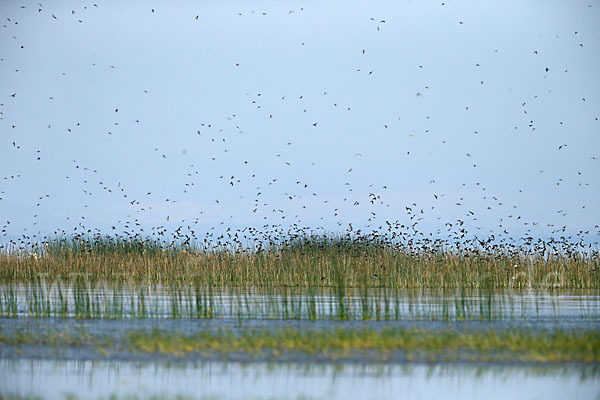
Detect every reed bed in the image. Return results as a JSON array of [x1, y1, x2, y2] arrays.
[[1, 233, 598, 289], [1, 233, 597, 320]]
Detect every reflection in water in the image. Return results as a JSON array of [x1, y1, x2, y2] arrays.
[[2, 284, 599, 322], [1, 359, 598, 400]]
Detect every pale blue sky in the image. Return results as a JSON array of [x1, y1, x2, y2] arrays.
[[1, 0, 599, 242]]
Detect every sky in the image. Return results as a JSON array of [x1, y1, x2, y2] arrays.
[[1, 0, 599, 244]]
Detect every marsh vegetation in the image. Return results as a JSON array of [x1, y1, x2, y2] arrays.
[[1, 233, 597, 322], [2, 233, 597, 289]]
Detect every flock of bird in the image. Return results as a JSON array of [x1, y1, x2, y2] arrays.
[[0, 2, 598, 254]]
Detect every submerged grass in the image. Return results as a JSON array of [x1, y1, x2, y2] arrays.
[[1, 326, 598, 363], [126, 328, 600, 363]]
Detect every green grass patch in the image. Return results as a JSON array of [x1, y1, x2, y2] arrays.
[[2, 327, 598, 364], [124, 327, 600, 363]]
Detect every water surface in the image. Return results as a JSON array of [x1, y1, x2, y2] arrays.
[[1, 359, 598, 400]]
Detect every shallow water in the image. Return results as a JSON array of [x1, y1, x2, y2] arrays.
[[2, 289, 598, 399], [1, 359, 598, 400], [2, 285, 599, 322]]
